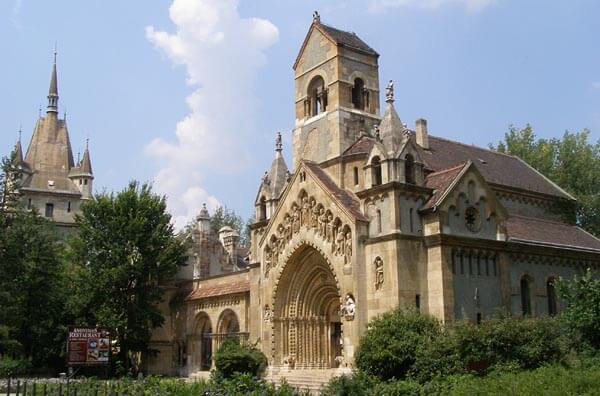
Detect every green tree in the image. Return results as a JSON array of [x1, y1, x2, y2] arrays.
[[492, 125, 600, 236], [355, 307, 441, 381], [71, 181, 187, 374], [209, 206, 252, 246], [0, 154, 68, 370], [556, 268, 600, 349]]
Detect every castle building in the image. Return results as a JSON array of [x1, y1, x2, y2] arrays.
[[10, 54, 93, 233], [146, 15, 600, 382]]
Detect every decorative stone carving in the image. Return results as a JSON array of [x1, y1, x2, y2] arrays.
[[340, 294, 355, 321], [374, 257, 384, 290], [385, 80, 394, 103], [263, 193, 353, 277], [264, 304, 273, 322]]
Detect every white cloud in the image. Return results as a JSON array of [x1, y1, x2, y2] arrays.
[[592, 81, 600, 90], [11, 0, 23, 28], [145, 0, 278, 229], [369, 0, 496, 13]]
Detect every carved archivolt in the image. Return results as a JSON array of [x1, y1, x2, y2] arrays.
[[263, 191, 353, 277]]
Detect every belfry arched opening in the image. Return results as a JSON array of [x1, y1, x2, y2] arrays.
[[273, 245, 342, 369]]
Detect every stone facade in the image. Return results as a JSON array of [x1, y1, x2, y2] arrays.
[[146, 16, 600, 377]]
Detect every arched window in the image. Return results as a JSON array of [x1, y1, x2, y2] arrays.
[[405, 154, 415, 184], [376, 209, 382, 234], [520, 276, 532, 316], [353, 166, 359, 186], [351, 78, 365, 110], [547, 278, 558, 316], [259, 196, 267, 221], [307, 76, 327, 116], [371, 156, 382, 187]]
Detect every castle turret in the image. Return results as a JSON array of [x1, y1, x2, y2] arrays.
[[196, 203, 211, 233], [255, 132, 289, 222], [69, 139, 94, 199]]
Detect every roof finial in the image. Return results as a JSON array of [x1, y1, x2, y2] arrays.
[[53, 42, 57, 64], [85, 136, 89, 151], [313, 10, 320, 24], [47, 46, 59, 113], [385, 80, 394, 103], [18, 125, 22, 142], [64, 108, 67, 121], [38, 105, 42, 117], [275, 131, 282, 152], [77, 149, 81, 164]]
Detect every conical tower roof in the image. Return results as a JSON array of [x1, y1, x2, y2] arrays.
[[256, 132, 290, 203], [378, 80, 406, 155]]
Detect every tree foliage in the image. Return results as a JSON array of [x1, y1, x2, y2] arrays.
[[556, 268, 600, 349], [0, 154, 69, 370], [70, 181, 187, 373], [492, 125, 600, 236], [209, 206, 251, 246], [354, 307, 441, 380], [213, 338, 267, 379]]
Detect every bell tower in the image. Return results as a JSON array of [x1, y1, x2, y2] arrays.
[[292, 12, 381, 167]]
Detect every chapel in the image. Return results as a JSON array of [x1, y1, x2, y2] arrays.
[[145, 14, 600, 380]]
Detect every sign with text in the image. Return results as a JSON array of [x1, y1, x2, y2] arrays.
[[67, 327, 111, 366]]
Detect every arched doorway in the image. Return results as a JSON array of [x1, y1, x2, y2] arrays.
[[193, 313, 212, 371], [273, 245, 342, 369]]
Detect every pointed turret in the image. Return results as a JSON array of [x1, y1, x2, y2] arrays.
[[378, 80, 406, 155], [80, 141, 93, 174], [68, 139, 94, 199], [196, 203, 211, 233], [12, 130, 24, 164], [47, 50, 58, 114], [255, 132, 290, 221]]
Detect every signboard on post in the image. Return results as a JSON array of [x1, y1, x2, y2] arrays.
[[67, 327, 111, 366]]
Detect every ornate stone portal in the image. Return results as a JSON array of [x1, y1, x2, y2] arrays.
[[272, 245, 343, 369]]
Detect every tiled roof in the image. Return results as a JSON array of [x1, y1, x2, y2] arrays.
[[318, 23, 378, 56], [343, 136, 376, 156], [422, 163, 469, 210], [304, 161, 368, 222], [423, 136, 572, 200], [507, 215, 600, 251], [185, 279, 250, 301]]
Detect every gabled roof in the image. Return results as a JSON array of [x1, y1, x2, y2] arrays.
[[422, 162, 470, 211], [423, 136, 574, 200], [343, 135, 376, 156], [294, 21, 378, 70], [507, 215, 600, 252], [304, 161, 368, 221]]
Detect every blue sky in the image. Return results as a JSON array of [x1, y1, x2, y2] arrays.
[[2, 0, 599, 227]]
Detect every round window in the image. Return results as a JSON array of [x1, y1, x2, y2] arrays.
[[465, 206, 481, 233]]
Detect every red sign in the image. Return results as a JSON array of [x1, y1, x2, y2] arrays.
[[67, 327, 111, 366]]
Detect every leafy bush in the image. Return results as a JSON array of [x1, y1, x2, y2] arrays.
[[355, 307, 441, 380], [411, 316, 567, 382], [557, 268, 600, 349], [214, 338, 268, 379], [321, 372, 378, 396], [0, 355, 31, 377]]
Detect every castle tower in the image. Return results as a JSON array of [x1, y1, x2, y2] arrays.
[[12, 52, 94, 233], [292, 12, 381, 167]]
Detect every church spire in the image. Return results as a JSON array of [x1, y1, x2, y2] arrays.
[[47, 48, 58, 114], [12, 127, 23, 164]]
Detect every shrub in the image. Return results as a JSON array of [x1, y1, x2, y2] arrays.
[[355, 307, 441, 380], [371, 380, 422, 396], [214, 338, 268, 379], [321, 372, 377, 396], [411, 315, 567, 382], [0, 355, 31, 377], [557, 268, 600, 349]]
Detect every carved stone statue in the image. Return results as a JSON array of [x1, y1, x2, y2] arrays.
[[374, 257, 384, 290], [311, 201, 319, 229], [340, 294, 356, 320], [264, 304, 273, 322], [292, 206, 301, 233], [344, 232, 352, 264], [318, 208, 327, 236], [336, 227, 345, 256], [301, 197, 310, 226], [385, 80, 394, 103], [264, 248, 272, 277], [326, 214, 334, 243]]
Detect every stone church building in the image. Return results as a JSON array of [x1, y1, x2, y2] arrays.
[[144, 15, 600, 378]]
